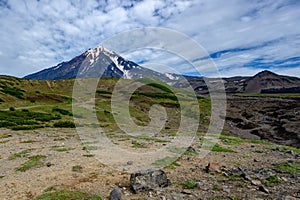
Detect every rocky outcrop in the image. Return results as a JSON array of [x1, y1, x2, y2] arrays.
[[130, 169, 171, 193], [225, 97, 300, 148]]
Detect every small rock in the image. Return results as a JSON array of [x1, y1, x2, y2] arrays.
[[187, 146, 196, 152], [46, 162, 52, 167], [205, 162, 222, 173], [7, 134, 12, 137], [109, 187, 122, 200], [161, 196, 166, 200], [251, 179, 262, 186], [196, 182, 209, 191], [259, 185, 269, 194], [123, 168, 129, 172], [127, 161, 133, 165], [181, 189, 192, 195], [286, 150, 295, 156], [281, 177, 288, 182], [239, 167, 251, 181], [124, 191, 130, 196], [223, 186, 230, 193], [130, 169, 171, 193], [253, 159, 259, 162]]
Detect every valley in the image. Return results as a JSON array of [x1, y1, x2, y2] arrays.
[[0, 75, 299, 199]]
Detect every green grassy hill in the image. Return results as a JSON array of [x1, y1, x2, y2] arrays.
[[0, 76, 210, 132]]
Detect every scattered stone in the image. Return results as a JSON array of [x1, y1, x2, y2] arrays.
[[7, 134, 12, 137], [251, 179, 262, 186], [127, 161, 133, 165], [284, 195, 298, 200], [259, 185, 269, 194], [181, 189, 192, 195], [239, 167, 251, 181], [205, 162, 222, 173], [223, 186, 230, 193], [187, 146, 196, 152], [161, 196, 166, 200], [123, 168, 129, 172], [130, 169, 171, 193], [109, 187, 122, 200], [254, 159, 259, 162], [286, 150, 295, 156], [281, 177, 288, 182], [196, 182, 209, 191], [46, 162, 52, 167]]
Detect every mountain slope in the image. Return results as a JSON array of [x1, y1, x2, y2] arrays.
[[179, 70, 300, 95], [24, 46, 173, 82]]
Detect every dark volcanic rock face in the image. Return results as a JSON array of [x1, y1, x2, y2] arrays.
[[225, 97, 300, 148]]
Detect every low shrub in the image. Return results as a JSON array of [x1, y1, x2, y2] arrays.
[[53, 121, 75, 128]]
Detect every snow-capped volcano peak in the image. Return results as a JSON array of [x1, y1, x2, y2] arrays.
[[24, 44, 183, 82], [24, 46, 175, 81]]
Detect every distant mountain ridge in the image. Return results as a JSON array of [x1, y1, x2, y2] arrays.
[[24, 46, 300, 94]]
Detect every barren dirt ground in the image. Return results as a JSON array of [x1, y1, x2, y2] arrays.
[[0, 128, 299, 200]]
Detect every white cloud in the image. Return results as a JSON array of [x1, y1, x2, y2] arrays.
[[0, 0, 299, 77]]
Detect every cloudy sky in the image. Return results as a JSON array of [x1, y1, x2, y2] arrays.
[[0, 0, 300, 77]]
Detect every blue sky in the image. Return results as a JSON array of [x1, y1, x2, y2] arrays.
[[0, 0, 300, 77]]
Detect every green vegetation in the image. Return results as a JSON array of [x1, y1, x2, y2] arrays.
[[276, 162, 300, 174], [72, 165, 83, 173], [53, 121, 75, 128], [228, 174, 241, 181], [9, 149, 33, 160], [211, 144, 235, 153], [173, 180, 197, 189], [83, 146, 98, 151], [83, 154, 95, 157], [11, 125, 44, 130], [263, 175, 282, 187], [43, 186, 57, 193], [0, 133, 10, 139], [168, 146, 198, 156], [220, 135, 271, 145], [152, 156, 180, 169], [52, 108, 73, 116], [131, 140, 146, 148], [212, 185, 222, 191], [20, 140, 37, 143], [51, 146, 74, 152], [0, 76, 211, 134], [34, 189, 102, 200], [1, 86, 24, 99], [234, 93, 300, 99], [0, 110, 60, 130], [16, 155, 46, 172], [134, 134, 170, 143], [147, 82, 173, 93]]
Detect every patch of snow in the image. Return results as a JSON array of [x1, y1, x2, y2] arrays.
[[53, 63, 62, 70], [165, 73, 179, 80], [123, 70, 132, 79]]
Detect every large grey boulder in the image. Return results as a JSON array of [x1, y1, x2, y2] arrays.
[[109, 187, 122, 200], [130, 169, 171, 193]]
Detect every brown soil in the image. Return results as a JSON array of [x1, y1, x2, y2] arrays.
[[0, 128, 299, 200]]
